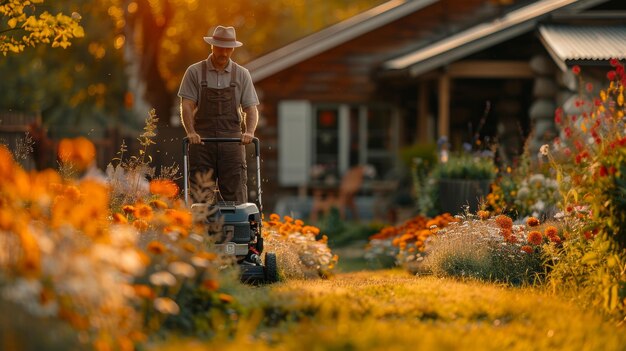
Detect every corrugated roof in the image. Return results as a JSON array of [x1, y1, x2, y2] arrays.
[[382, 0, 608, 77], [538, 24, 626, 69], [245, 0, 439, 82]]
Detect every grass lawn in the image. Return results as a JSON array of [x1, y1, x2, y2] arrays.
[[154, 269, 625, 351]]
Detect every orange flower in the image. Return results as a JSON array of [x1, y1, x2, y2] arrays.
[[218, 293, 235, 304], [544, 225, 558, 238], [284, 215, 294, 223], [57, 137, 96, 171], [526, 217, 540, 227], [63, 185, 81, 201], [477, 210, 490, 220], [495, 215, 513, 229], [133, 284, 155, 299], [196, 252, 217, 261], [527, 231, 543, 245], [112, 212, 128, 224], [500, 228, 512, 238], [521, 245, 533, 254], [133, 219, 149, 232], [0, 145, 15, 179], [269, 213, 281, 222], [302, 225, 320, 235], [147, 241, 166, 255], [150, 199, 169, 209], [122, 205, 135, 214], [549, 235, 562, 244], [133, 203, 153, 220], [149, 179, 179, 198], [165, 209, 192, 228], [202, 279, 220, 291]]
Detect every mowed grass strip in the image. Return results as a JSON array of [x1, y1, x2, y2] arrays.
[[155, 269, 626, 351]]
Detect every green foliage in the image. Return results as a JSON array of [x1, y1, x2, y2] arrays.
[[544, 61, 626, 319], [433, 154, 497, 181], [399, 143, 437, 169]]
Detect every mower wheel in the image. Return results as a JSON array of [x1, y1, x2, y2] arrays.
[[264, 252, 279, 283]]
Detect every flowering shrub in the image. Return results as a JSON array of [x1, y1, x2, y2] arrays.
[[485, 168, 560, 219], [417, 213, 562, 285], [263, 214, 338, 279], [0, 111, 242, 350], [365, 213, 459, 267], [542, 60, 626, 318]]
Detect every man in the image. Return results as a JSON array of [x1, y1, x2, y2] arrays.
[[178, 26, 259, 204]]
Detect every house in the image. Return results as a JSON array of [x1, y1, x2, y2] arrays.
[[244, 0, 626, 215]]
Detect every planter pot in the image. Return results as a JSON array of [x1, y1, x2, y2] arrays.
[[438, 179, 491, 215]]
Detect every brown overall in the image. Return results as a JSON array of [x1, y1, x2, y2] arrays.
[[189, 60, 247, 203]]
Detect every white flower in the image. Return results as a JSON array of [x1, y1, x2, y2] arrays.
[[540, 144, 549, 156], [190, 256, 209, 268], [118, 249, 145, 276], [149, 271, 177, 286], [154, 297, 180, 315], [168, 261, 195, 278]]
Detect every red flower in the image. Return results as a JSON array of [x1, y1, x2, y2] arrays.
[[610, 58, 620, 67], [572, 65, 581, 75], [599, 166, 609, 177], [586, 82, 593, 92], [565, 127, 572, 138], [607, 71, 617, 80], [554, 107, 563, 124]]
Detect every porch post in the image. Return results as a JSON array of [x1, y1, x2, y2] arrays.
[[418, 80, 429, 142], [438, 73, 450, 139]]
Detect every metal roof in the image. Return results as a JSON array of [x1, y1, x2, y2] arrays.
[[539, 24, 626, 70], [244, 0, 439, 83], [382, 0, 608, 77]]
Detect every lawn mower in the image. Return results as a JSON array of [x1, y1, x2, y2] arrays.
[[183, 137, 278, 284]]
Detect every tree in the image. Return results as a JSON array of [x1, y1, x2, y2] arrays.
[[107, 0, 386, 126], [0, 0, 135, 139], [0, 0, 84, 55]]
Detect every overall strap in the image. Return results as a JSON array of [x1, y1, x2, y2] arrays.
[[201, 60, 208, 88], [229, 62, 238, 88]]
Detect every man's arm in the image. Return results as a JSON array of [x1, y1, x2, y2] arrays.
[[180, 98, 202, 144], [241, 105, 258, 145]]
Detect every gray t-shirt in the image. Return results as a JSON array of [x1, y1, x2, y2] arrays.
[[178, 56, 259, 109]]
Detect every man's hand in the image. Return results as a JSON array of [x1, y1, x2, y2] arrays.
[[241, 132, 254, 145], [187, 132, 203, 144]]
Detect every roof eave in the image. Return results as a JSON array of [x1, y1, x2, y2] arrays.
[[382, 0, 610, 77], [246, 0, 439, 83]]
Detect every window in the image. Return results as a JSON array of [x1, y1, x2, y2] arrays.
[[312, 104, 398, 182]]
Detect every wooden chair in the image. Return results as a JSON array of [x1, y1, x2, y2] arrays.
[[310, 165, 365, 222]]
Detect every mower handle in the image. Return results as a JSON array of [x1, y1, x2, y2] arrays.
[[182, 136, 263, 212]]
